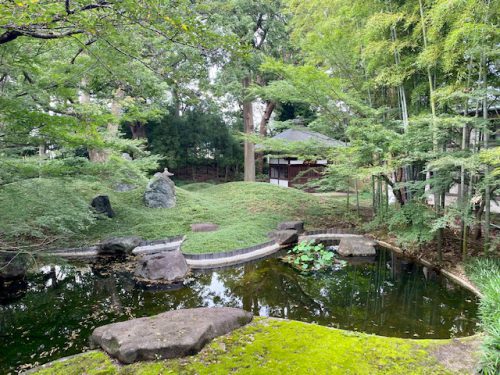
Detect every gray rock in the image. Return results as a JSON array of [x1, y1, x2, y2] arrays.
[[337, 237, 376, 257], [144, 169, 176, 208], [90, 307, 253, 364], [191, 223, 219, 232], [90, 195, 115, 218], [134, 249, 189, 281], [269, 230, 299, 246], [0, 252, 29, 280], [98, 236, 142, 255], [277, 221, 304, 233], [122, 152, 133, 161]]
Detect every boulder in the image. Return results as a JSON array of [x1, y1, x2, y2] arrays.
[[91, 195, 115, 218], [277, 221, 304, 233], [0, 252, 29, 280], [144, 169, 176, 209], [190, 223, 219, 232], [269, 230, 299, 246], [337, 237, 376, 257], [134, 249, 189, 282], [90, 307, 253, 364], [98, 236, 142, 255]]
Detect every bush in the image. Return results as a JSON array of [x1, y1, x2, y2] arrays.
[[465, 258, 500, 375], [387, 202, 435, 251]]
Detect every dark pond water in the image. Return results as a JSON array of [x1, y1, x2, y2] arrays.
[[0, 248, 479, 373]]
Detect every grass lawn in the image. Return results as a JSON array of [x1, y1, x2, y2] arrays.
[[1, 179, 354, 254], [31, 318, 480, 375]]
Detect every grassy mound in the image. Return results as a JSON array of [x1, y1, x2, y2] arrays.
[[31, 318, 479, 375], [0, 179, 335, 253], [179, 182, 216, 192]]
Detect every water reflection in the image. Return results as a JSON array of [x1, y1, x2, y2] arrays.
[[0, 248, 479, 373]]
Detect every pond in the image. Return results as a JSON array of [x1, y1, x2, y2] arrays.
[[0, 247, 479, 373]]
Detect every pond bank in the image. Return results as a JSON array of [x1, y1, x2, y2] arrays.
[[30, 318, 482, 375]]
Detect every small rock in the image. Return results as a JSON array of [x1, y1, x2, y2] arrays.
[[90, 195, 115, 218], [98, 236, 142, 255], [134, 249, 189, 282], [277, 221, 304, 233], [191, 223, 219, 232], [269, 230, 299, 246], [122, 152, 133, 161], [90, 307, 253, 364], [337, 237, 376, 257]]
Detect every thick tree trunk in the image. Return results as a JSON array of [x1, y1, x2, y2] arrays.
[[129, 123, 147, 140], [256, 100, 276, 175], [243, 77, 255, 182]]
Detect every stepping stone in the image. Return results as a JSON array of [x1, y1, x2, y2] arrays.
[[90, 307, 253, 363], [337, 237, 376, 257], [98, 236, 142, 255], [191, 223, 219, 232], [277, 221, 304, 233], [269, 230, 299, 246]]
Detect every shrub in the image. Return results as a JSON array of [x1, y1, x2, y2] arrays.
[[465, 258, 500, 375]]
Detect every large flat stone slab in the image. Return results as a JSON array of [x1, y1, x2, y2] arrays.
[[90, 307, 252, 364], [338, 237, 376, 257]]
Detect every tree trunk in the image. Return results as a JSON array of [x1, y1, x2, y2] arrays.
[[419, 0, 442, 258], [355, 178, 360, 216], [129, 122, 147, 139], [481, 54, 491, 252], [256, 100, 276, 175], [243, 77, 255, 182]]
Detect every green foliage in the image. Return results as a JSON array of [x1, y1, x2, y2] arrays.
[[0, 178, 96, 245], [388, 202, 435, 250], [284, 240, 342, 271], [465, 258, 500, 375], [139, 108, 242, 171]]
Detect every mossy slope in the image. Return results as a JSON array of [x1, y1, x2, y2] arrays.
[[0, 179, 334, 253], [32, 318, 470, 375]]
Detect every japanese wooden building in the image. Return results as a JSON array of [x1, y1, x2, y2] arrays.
[[262, 128, 346, 188]]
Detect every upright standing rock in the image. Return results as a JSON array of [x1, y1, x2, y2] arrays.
[[144, 168, 176, 208], [91, 195, 115, 218]]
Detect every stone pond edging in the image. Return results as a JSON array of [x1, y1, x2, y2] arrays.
[[41, 227, 482, 298], [184, 240, 282, 269], [45, 235, 185, 258]]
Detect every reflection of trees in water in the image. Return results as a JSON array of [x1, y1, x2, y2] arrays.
[[0, 253, 480, 373], [210, 251, 478, 338]]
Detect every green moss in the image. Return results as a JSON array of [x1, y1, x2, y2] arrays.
[[32, 351, 116, 375], [31, 319, 463, 375]]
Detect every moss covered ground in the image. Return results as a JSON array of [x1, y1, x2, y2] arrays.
[[0, 179, 350, 253], [31, 318, 477, 375]]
